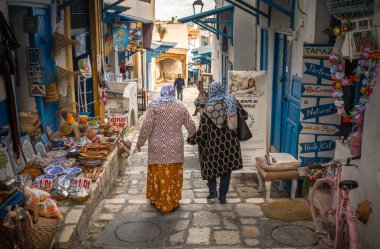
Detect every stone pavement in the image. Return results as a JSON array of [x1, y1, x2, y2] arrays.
[[78, 86, 328, 249]]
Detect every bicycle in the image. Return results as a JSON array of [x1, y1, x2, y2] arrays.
[[309, 156, 371, 249]]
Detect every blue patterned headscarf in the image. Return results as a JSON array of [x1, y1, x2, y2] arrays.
[[149, 84, 176, 107], [207, 81, 237, 116]]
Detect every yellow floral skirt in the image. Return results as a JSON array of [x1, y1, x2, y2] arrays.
[[146, 163, 183, 213]]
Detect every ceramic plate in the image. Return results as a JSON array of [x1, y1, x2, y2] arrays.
[[64, 167, 82, 175], [59, 174, 76, 181], [35, 174, 58, 181], [44, 166, 65, 175]]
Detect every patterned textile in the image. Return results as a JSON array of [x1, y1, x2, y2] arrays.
[[207, 81, 237, 117], [188, 100, 243, 180], [147, 163, 183, 213], [149, 84, 176, 107], [137, 101, 196, 164]]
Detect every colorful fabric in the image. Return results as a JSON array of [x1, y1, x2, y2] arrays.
[[149, 84, 176, 107], [147, 163, 183, 213], [206, 81, 237, 117], [137, 101, 196, 164]]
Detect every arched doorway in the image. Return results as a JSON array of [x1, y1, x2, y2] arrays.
[[155, 53, 187, 84]]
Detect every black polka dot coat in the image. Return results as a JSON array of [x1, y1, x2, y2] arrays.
[[188, 101, 243, 180]]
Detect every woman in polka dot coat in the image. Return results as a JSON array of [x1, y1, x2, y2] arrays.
[[188, 81, 243, 204]]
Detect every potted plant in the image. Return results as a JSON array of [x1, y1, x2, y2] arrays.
[[156, 24, 167, 41]]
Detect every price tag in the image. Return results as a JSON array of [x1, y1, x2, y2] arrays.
[[73, 177, 92, 190], [39, 179, 53, 190]]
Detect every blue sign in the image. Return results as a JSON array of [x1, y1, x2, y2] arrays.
[[300, 156, 332, 167], [300, 140, 336, 153], [300, 122, 340, 136], [301, 103, 337, 120], [304, 63, 332, 80]]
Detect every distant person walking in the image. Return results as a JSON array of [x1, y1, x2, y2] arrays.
[[136, 85, 196, 213], [188, 81, 243, 204], [174, 74, 185, 101]]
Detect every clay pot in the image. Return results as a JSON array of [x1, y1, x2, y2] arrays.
[[87, 128, 97, 140]]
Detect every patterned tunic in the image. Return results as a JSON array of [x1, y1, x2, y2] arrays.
[[137, 101, 196, 164], [188, 101, 243, 180]]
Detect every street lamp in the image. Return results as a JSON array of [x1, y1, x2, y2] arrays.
[[193, 0, 204, 14]]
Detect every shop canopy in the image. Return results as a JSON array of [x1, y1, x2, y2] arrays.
[[178, 5, 234, 45], [224, 0, 296, 29], [146, 41, 177, 63]]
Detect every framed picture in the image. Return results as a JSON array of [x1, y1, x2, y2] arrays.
[[24, 15, 38, 33], [27, 65, 43, 83], [34, 140, 47, 157], [29, 83, 46, 97], [20, 135, 36, 164], [27, 47, 41, 65]]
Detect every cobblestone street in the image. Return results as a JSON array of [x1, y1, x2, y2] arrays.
[[79, 86, 328, 249]]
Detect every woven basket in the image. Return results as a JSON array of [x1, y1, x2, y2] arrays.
[[31, 217, 61, 249], [326, 0, 375, 20], [70, 194, 90, 203], [60, 122, 73, 135]]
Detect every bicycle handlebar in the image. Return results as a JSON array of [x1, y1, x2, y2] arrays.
[[320, 156, 361, 168]]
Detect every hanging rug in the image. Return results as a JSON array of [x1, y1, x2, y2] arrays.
[[261, 199, 312, 222]]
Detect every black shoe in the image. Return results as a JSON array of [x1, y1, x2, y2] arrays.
[[219, 198, 226, 205], [206, 191, 218, 199]]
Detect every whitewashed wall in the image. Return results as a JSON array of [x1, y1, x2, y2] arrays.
[[152, 23, 189, 49]]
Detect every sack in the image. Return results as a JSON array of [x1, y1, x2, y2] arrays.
[[237, 104, 252, 141]]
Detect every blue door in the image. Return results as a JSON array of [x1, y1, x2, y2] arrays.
[[271, 33, 286, 151], [31, 6, 59, 131], [271, 33, 300, 157]]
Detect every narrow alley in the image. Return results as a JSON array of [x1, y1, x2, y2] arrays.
[[79, 86, 326, 249]]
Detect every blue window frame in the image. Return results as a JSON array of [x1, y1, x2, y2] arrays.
[[260, 28, 269, 70]]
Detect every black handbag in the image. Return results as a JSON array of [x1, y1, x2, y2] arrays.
[[237, 104, 252, 142]]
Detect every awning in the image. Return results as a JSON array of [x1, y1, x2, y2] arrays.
[[146, 41, 177, 63], [225, 0, 296, 29], [178, 5, 234, 45]]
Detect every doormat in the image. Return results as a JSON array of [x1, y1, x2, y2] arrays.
[[261, 199, 312, 222]]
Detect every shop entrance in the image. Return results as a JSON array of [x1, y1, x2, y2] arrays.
[[270, 33, 300, 158], [8, 3, 59, 131]]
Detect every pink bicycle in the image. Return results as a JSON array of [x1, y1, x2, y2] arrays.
[[310, 156, 371, 249]]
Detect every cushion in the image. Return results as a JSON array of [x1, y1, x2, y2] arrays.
[[256, 164, 298, 181], [255, 156, 299, 172]]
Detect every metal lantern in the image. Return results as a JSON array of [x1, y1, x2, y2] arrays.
[[193, 0, 204, 14]]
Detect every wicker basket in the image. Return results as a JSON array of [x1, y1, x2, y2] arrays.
[[31, 217, 61, 249], [326, 0, 375, 20], [60, 122, 72, 135], [70, 194, 90, 203]]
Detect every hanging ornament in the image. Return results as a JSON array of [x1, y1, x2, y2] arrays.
[[330, 47, 380, 123]]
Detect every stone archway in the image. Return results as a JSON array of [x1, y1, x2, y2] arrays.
[[156, 52, 187, 83]]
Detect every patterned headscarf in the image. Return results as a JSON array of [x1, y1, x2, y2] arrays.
[[207, 81, 237, 116], [149, 84, 176, 107]]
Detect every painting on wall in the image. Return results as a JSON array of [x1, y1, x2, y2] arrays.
[[75, 34, 86, 57], [20, 135, 36, 164], [29, 83, 46, 97], [26, 47, 41, 65]]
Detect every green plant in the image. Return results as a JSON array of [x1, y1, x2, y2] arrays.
[[156, 24, 167, 41]]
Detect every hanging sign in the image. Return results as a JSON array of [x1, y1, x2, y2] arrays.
[[304, 63, 332, 80], [113, 22, 143, 52], [300, 122, 340, 136], [303, 46, 333, 58], [300, 140, 336, 154], [300, 156, 333, 167], [78, 55, 92, 78], [301, 103, 337, 120], [301, 84, 334, 98], [229, 71, 267, 171]]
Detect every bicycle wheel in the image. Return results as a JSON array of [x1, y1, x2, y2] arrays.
[[335, 213, 358, 249], [310, 178, 337, 246]]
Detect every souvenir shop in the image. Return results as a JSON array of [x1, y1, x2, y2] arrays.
[[0, 2, 133, 248]]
